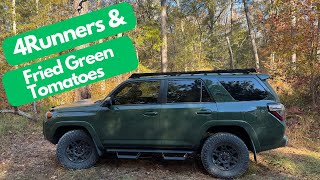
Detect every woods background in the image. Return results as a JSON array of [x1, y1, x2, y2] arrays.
[[0, 1, 319, 179], [0, 0, 319, 110]]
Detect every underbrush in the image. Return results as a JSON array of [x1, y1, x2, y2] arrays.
[[0, 114, 41, 136], [0, 114, 42, 153], [284, 107, 320, 152]]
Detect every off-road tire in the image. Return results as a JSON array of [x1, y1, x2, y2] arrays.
[[56, 130, 98, 169], [201, 133, 249, 178]]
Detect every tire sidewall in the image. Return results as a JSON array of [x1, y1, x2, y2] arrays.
[[201, 133, 249, 178], [56, 130, 98, 169]]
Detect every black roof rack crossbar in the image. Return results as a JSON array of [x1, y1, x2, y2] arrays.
[[129, 68, 256, 79]]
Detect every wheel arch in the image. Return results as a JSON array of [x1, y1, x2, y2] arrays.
[[198, 121, 261, 153]]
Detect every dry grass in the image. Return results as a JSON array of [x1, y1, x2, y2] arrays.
[[0, 111, 319, 180], [285, 109, 320, 152]]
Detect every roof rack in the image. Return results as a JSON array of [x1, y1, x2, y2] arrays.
[[129, 68, 256, 79]]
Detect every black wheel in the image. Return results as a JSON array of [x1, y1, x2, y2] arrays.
[[201, 133, 249, 178], [56, 130, 98, 169]]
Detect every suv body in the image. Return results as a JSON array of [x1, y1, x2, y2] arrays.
[[43, 69, 288, 178]]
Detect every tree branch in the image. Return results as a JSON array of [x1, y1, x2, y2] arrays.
[[0, 109, 37, 121]]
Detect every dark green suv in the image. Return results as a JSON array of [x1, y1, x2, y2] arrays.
[[43, 69, 288, 178]]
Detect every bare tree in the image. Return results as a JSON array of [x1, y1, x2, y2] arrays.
[[0, 0, 36, 120], [227, 0, 234, 69], [226, 37, 234, 69], [12, 0, 16, 35], [161, 0, 168, 72], [33, 0, 40, 114], [243, 0, 260, 70], [12, 0, 18, 114], [290, 0, 297, 70]]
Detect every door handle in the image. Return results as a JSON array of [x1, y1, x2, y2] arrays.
[[143, 111, 158, 116], [196, 109, 212, 115]]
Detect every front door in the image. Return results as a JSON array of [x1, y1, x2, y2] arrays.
[[97, 80, 163, 147]]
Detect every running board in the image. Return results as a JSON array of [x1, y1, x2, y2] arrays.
[[162, 153, 188, 160], [116, 152, 141, 159], [107, 149, 194, 160]]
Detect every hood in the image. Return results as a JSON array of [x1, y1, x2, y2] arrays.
[[52, 99, 102, 112]]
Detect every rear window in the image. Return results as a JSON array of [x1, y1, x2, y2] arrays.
[[219, 78, 268, 101], [261, 79, 279, 102]]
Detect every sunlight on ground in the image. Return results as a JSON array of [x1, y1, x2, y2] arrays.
[[0, 160, 10, 179], [258, 147, 320, 179]]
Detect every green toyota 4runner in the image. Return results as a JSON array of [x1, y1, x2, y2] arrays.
[[43, 69, 288, 178]]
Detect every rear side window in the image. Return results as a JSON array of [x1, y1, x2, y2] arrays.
[[219, 78, 268, 101], [167, 79, 212, 103]]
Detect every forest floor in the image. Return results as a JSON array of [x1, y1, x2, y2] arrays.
[[0, 113, 319, 180]]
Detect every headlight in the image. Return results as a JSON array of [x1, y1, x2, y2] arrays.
[[46, 111, 53, 119]]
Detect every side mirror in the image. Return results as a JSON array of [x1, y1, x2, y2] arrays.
[[103, 97, 112, 107]]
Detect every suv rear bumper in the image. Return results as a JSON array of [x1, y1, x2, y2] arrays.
[[282, 135, 288, 146], [259, 135, 288, 152]]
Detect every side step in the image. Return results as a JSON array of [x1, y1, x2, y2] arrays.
[[162, 153, 189, 161], [116, 152, 141, 159], [107, 149, 194, 160]]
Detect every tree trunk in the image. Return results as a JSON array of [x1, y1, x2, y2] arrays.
[[36, 0, 39, 14], [33, 0, 39, 114], [73, 0, 91, 101], [243, 0, 260, 70], [230, 0, 233, 37], [228, 0, 234, 69], [12, 0, 16, 35], [226, 37, 234, 69], [318, 6, 320, 64], [161, 0, 168, 72], [270, 52, 275, 73], [97, 0, 101, 9], [310, 49, 316, 108], [12, 0, 18, 113], [290, 0, 297, 70], [97, 0, 108, 91], [312, 8, 320, 107]]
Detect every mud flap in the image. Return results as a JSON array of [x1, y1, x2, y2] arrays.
[[251, 139, 257, 162]]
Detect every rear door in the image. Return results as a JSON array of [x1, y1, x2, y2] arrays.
[[159, 79, 217, 148]]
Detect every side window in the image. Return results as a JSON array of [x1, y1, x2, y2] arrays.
[[113, 81, 160, 105], [167, 79, 212, 103], [219, 78, 268, 101]]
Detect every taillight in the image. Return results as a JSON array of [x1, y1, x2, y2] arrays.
[[268, 103, 285, 121]]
